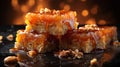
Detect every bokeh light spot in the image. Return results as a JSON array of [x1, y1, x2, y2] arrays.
[[86, 18, 96, 24], [81, 9, 89, 17]]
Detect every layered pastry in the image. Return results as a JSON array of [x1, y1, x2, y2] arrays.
[[25, 8, 78, 35], [14, 30, 59, 53], [60, 24, 117, 53]]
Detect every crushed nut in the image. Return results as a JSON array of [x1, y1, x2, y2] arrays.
[[4, 56, 18, 67], [113, 40, 120, 47], [0, 35, 3, 40], [72, 49, 83, 59], [90, 58, 97, 65], [0, 35, 3, 43], [54, 49, 83, 59], [6, 34, 14, 41], [27, 50, 37, 58], [9, 48, 19, 54]]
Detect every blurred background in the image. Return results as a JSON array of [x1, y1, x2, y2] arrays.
[[0, 0, 120, 25]]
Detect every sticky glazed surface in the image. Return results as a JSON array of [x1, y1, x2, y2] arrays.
[[14, 25, 117, 53], [60, 26, 117, 53], [25, 8, 77, 35], [14, 30, 59, 53]]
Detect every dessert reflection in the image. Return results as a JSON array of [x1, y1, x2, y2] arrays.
[[6, 47, 118, 67]]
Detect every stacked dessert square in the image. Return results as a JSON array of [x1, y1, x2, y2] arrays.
[[14, 8, 117, 53], [60, 25, 117, 53]]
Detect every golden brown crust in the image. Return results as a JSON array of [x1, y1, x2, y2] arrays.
[[60, 25, 117, 53], [25, 8, 77, 35], [14, 25, 117, 53], [14, 30, 59, 53]]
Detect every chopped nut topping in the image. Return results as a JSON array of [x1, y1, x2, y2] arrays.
[[79, 24, 103, 32], [27, 50, 37, 58], [0, 35, 3, 43], [90, 58, 97, 65], [6, 34, 14, 41], [54, 49, 83, 59], [40, 8, 51, 14], [113, 40, 120, 47], [4, 56, 18, 67], [0, 35, 3, 40]]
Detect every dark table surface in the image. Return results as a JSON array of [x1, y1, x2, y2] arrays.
[[0, 25, 120, 67]]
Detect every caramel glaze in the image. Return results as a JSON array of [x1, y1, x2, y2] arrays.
[[15, 30, 59, 53], [60, 26, 117, 53], [25, 9, 76, 26], [25, 8, 77, 35]]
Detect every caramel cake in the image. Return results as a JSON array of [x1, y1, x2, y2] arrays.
[[25, 8, 78, 35], [60, 24, 117, 53], [14, 30, 59, 53]]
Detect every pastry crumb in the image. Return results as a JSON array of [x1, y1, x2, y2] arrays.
[[27, 50, 37, 58], [6, 34, 14, 41], [90, 58, 97, 65], [54, 49, 83, 59], [4, 56, 18, 67], [113, 40, 120, 47], [0, 35, 3, 43]]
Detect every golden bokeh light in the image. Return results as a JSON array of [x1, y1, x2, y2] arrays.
[[64, 4, 70, 11], [11, 0, 36, 13], [27, 0, 35, 7], [85, 18, 96, 24], [10, 0, 107, 25], [21, 5, 29, 13], [81, 9, 89, 17], [11, 0, 18, 6], [11, 0, 50, 25], [11, 0, 19, 10], [98, 20, 107, 25]]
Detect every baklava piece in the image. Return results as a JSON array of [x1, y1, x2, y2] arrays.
[[25, 8, 78, 35], [14, 30, 59, 53], [60, 24, 117, 53]]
